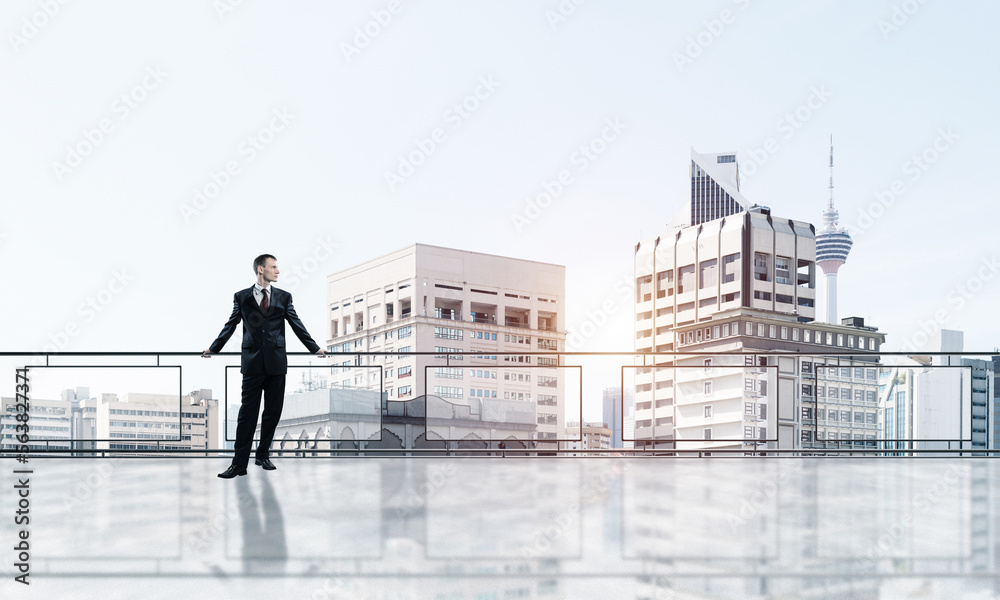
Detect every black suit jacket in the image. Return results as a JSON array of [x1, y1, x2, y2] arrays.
[[209, 286, 321, 375]]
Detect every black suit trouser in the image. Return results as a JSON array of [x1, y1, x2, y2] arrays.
[[233, 371, 285, 468]]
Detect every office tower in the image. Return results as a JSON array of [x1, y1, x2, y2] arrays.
[[634, 149, 883, 452], [602, 385, 630, 448], [880, 329, 995, 455], [815, 138, 853, 323], [667, 149, 750, 231], [327, 244, 566, 449]]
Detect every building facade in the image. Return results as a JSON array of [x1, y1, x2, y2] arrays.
[[880, 330, 995, 455], [633, 149, 883, 452], [326, 244, 567, 449]]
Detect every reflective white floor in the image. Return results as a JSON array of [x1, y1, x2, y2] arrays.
[[2, 456, 999, 599]]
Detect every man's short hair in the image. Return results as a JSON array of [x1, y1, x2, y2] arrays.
[[253, 254, 277, 275]]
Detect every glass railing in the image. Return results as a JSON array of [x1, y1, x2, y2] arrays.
[[0, 349, 995, 456]]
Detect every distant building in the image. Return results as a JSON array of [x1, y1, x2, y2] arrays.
[[602, 386, 631, 448], [0, 396, 73, 451], [561, 421, 611, 455], [815, 138, 853, 324], [880, 330, 995, 455], [2, 387, 218, 452]]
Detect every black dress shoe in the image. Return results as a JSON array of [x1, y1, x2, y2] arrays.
[[218, 464, 247, 479], [255, 457, 276, 470]]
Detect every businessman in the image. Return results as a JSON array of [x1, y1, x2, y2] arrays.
[[203, 254, 326, 479]]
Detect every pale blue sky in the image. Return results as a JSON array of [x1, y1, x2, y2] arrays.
[[2, 0, 998, 420]]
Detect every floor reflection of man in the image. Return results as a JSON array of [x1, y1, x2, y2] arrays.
[[237, 476, 287, 575]]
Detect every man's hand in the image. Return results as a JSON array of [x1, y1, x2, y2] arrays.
[[316, 349, 327, 358], [201, 348, 212, 358]]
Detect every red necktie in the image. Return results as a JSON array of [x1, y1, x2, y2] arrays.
[[260, 288, 268, 312]]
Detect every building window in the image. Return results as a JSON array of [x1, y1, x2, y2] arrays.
[[722, 253, 740, 283], [704, 428, 712, 440], [704, 359, 712, 371], [434, 327, 462, 340], [744, 426, 754, 438], [792, 328, 800, 341], [656, 269, 674, 298], [434, 386, 462, 399], [397, 386, 412, 398], [704, 405, 713, 418], [397, 326, 412, 339], [398, 365, 412, 378], [753, 252, 770, 281], [775, 256, 791, 285], [678, 265, 695, 294], [745, 379, 755, 391], [704, 382, 713, 396], [699, 259, 718, 288]]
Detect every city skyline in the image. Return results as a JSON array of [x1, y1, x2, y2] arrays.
[[2, 1, 997, 426]]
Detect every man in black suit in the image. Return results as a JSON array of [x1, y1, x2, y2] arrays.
[[203, 254, 326, 478]]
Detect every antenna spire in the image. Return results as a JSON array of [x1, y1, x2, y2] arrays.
[[828, 134, 834, 209]]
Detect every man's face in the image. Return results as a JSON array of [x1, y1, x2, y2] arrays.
[[258, 258, 279, 283]]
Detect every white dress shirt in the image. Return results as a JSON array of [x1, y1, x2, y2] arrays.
[[252, 283, 272, 308]]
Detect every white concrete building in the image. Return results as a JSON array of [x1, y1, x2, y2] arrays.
[[880, 329, 994, 455], [633, 150, 884, 452], [561, 421, 611, 455], [326, 244, 567, 449], [98, 390, 218, 451]]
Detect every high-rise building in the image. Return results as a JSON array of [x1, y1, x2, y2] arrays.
[[815, 138, 853, 323], [601, 385, 631, 448], [326, 244, 567, 449], [666, 148, 750, 230], [880, 329, 995, 455], [634, 149, 884, 452]]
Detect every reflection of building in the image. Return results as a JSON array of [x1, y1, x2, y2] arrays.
[[602, 386, 631, 448], [266, 386, 537, 453], [326, 244, 566, 449], [561, 421, 611, 455], [880, 329, 995, 455], [633, 149, 883, 452]]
